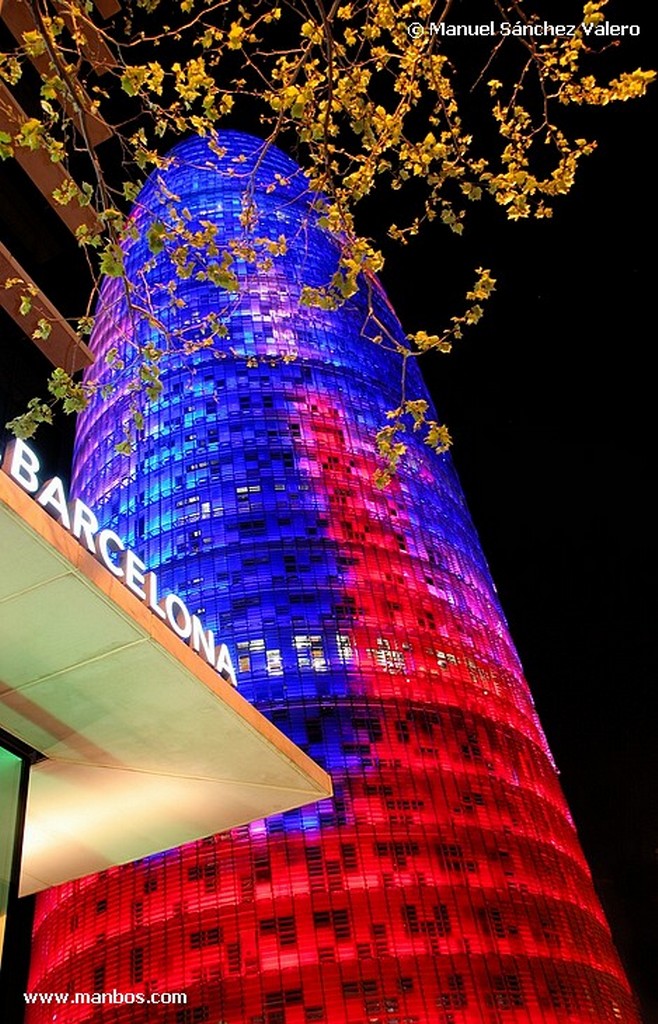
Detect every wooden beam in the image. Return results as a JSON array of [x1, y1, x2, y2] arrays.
[[1, 0, 113, 146], [0, 83, 102, 238], [52, 0, 117, 74], [93, 0, 121, 19], [0, 241, 94, 372]]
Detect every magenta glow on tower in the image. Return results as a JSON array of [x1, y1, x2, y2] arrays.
[[27, 134, 640, 1023]]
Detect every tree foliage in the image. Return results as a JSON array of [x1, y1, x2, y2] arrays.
[[0, 0, 654, 479]]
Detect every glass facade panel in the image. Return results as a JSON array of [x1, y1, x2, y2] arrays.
[[26, 133, 641, 1023]]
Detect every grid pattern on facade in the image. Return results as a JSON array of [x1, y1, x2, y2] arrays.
[[27, 133, 640, 1024]]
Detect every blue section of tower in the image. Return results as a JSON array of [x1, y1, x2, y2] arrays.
[[72, 131, 519, 726]]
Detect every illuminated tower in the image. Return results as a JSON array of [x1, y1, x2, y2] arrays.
[[27, 133, 640, 1024]]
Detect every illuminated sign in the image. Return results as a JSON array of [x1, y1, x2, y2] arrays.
[[1, 439, 237, 687]]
